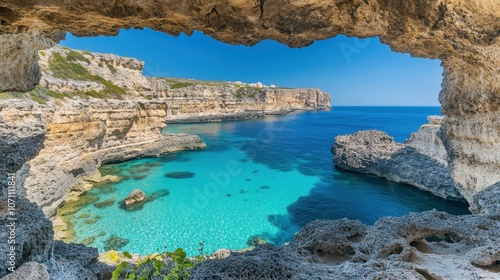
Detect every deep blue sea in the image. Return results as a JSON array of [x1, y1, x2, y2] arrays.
[[71, 107, 469, 255]]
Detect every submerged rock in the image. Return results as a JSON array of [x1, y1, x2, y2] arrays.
[[150, 189, 170, 200], [93, 198, 115, 208], [246, 235, 269, 247], [104, 235, 129, 251], [124, 189, 146, 206], [164, 171, 195, 179], [82, 236, 96, 246]]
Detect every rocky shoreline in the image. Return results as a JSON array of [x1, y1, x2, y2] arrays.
[[331, 117, 464, 201]]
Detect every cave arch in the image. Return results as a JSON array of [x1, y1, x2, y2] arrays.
[[0, 0, 499, 203]]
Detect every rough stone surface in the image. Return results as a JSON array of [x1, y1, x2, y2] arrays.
[[124, 189, 146, 206], [49, 241, 113, 280], [332, 127, 463, 201], [0, 262, 49, 280], [192, 211, 500, 279], [469, 182, 500, 218], [0, 31, 64, 92], [0, 197, 109, 279], [0, 197, 53, 276], [0, 100, 46, 175]]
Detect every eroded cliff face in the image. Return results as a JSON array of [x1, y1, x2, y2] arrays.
[[165, 86, 330, 122]]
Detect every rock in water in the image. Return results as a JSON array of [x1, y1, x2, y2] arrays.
[[124, 189, 146, 206], [332, 127, 463, 201]]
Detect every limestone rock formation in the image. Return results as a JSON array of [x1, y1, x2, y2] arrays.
[[124, 189, 146, 207], [165, 86, 331, 123], [470, 182, 500, 219], [192, 211, 500, 279], [1, 262, 49, 280], [332, 123, 463, 201]]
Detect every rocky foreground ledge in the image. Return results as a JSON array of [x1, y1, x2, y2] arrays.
[[331, 117, 464, 201], [3, 196, 500, 279]]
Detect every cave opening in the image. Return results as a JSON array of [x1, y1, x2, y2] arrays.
[[14, 28, 467, 257]]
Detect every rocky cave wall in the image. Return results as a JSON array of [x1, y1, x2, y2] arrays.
[[1, 0, 499, 203]]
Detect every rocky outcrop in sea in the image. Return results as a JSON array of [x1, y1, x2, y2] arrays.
[[332, 117, 464, 201]]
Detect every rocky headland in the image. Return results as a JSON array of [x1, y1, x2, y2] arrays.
[[163, 83, 331, 123], [332, 116, 464, 201]]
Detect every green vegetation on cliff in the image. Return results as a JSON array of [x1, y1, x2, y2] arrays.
[[48, 52, 126, 98]]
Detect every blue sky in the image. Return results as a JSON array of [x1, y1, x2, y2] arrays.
[[61, 28, 443, 106]]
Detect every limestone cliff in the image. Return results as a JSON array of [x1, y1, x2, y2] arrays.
[[32, 46, 331, 123], [164, 85, 331, 123], [332, 117, 463, 201]]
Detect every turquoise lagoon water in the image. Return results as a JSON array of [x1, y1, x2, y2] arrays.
[[71, 107, 470, 255]]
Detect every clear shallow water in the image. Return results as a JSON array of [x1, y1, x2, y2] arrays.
[[71, 107, 470, 255]]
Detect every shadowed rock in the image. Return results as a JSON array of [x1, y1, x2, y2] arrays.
[[332, 127, 464, 201]]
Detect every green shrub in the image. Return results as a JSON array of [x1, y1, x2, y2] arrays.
[[30, 93, 47, 105], [45, 90, 68, 99], [107, 63, 118, 74], [165, 79, 196, 89], [39, 51, 46, 57], [112, 242, 206, 280]]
